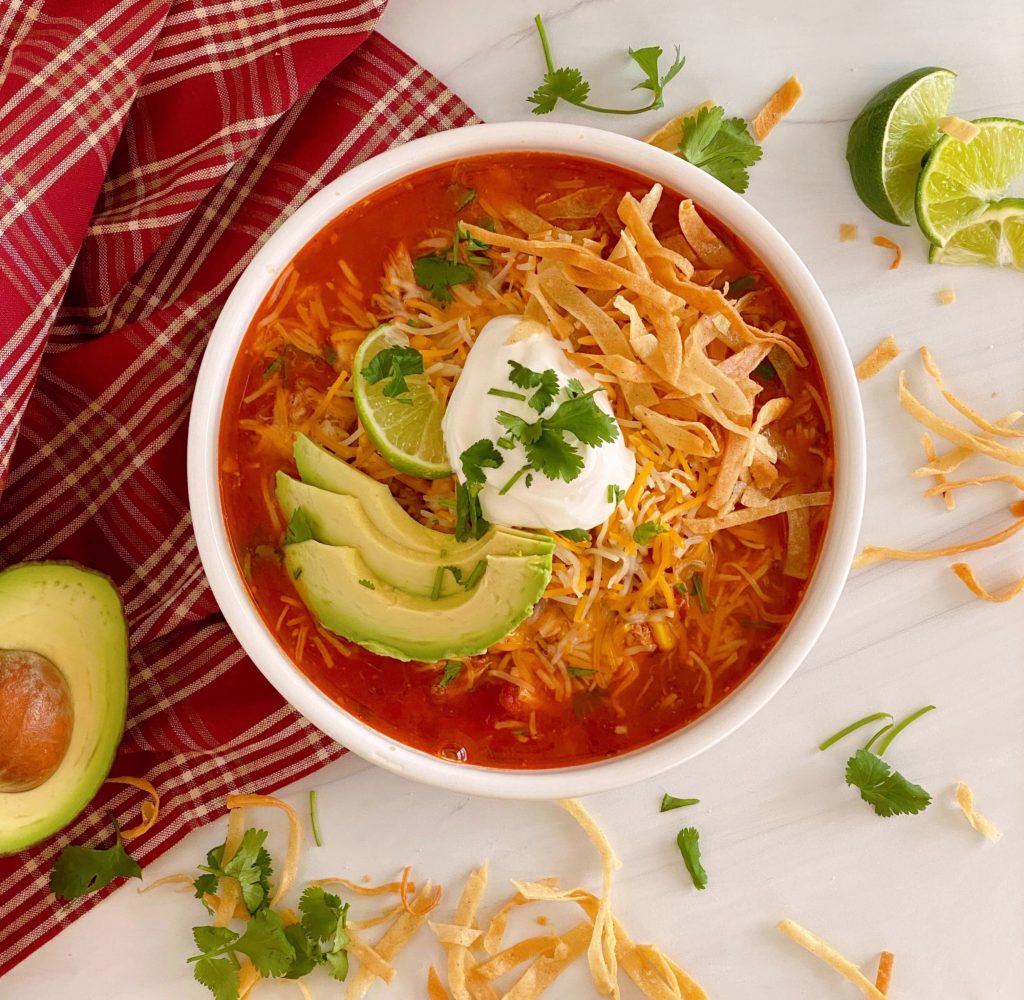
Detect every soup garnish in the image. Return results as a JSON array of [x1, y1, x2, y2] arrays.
[[220, 152, 833, 768]]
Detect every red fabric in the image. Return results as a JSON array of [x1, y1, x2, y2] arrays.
[[0, 0, 477, 974]]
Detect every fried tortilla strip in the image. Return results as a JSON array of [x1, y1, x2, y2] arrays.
[[875, 952, 895, 994], [839, 223, 858, 241], [105, 776, 160, 840], [682, 492, 831, 535], [473, 934, 563, 982], [951, 563, 1024, 603], [429, 966, 453, 1000], [777, 919, 887, 1000], [443, 865, 490, 1000], [919, 348, 1024, 438], [752, 75, 803, 140], [784, 507, 812, 579], [937, 287, 956, 305], [214, 805, 247, 927], [855, 336, 900, 381], [635, 406, 719, 457], [312, 876, 414, 897], [619, 191, 696, 281], [643, 100, 715, 151], [938, 115, 980, 143], [226, 794, 301, 907], [538, 266, 631, 358], [538, 186, 616, 220], [346, 931, 396, 983], [920, 433, 954, 511], [677, 199, 739, 271], [501, 923, 591, 1000], [706, 432, 748, 511], [924, 473, 1024, 499], [872, 236, 902, 269], [955, 783, 1004, 841]]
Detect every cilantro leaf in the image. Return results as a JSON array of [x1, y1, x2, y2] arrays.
[[557, 528, 591, 543], [660, 794, 700, 812], [323, 906, 351, 981], [193, 872, 219, 908], [194, 956, 240, 1000], [455, 482, 487, 542], [542, 390, 619, 446], [193, 926, 239, 953], [679, 105, 763, 194], [283, 924, 319, 980], [198, 829, 273, 915], [753, 359, 776, 381], [633, 520, 667, 545], [496, 410, 542, 444], [461, 438, 505, 484], [728, 274, 757, 296], [413, 253, 475, 304], [845, 749, 932, 817], [628, 45, 685, 104], [507, 361, 560, 413], [299, 885, 344, 942], [528, 66, 590, 115], [676, 827, 708, 890], [50, 825, 142, 901], [436, 660, 463, 691], [283, 507, 315, 545], [360, 345, 424, 398], [232, 909, 295, 978], [525, 427, 585, 483]]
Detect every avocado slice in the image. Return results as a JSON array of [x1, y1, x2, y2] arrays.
[[0, 563, 128, 855], [276, 473, 552, 597], [292, 434, 549, 550], [284, 541, 552, 662]]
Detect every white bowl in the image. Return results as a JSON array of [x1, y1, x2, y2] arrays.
[[188, 122, 865, 799]]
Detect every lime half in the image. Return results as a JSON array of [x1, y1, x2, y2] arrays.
[[916, 117, 1024, 246], [928, 197, 1024, 269], [846, 67, 956, 225], [353, 325, 451, 479]]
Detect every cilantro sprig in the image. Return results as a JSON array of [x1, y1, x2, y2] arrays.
[[413, 224, 491, 304], [360, 345, 424, 399], [527, 14, 684, 116], [455, 439, 504, 541], [50, 817, 142, 901], [675, 827, 707, 890], [678, 105, 763, 194]]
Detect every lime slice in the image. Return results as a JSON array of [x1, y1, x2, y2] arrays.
[[846, 67, 956, 225], [928, 197, 1024, 269], [353, 325, 451, 479], [916, 117, 1024, 246]]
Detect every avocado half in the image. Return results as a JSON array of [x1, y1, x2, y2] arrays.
[[0, 563, 129, 855]]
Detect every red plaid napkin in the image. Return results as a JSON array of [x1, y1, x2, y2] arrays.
[[0, 0, 477, 975]]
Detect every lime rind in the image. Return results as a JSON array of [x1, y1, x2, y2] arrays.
[[353, 325, 452, 479], [847, 67, 956, 225], [928, 197, 1024, 269], [916, 117, 1024, 246]]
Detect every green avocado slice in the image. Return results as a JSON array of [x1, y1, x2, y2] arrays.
[[276, 473, 552, 597], [283, 541, 552, 662], [0, 563, 128, 855]]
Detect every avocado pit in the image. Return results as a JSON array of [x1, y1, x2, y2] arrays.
[[0, 649, 74, 792]]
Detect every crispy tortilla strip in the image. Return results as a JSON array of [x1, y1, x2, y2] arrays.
[[839, 223, 858, 242], [707, 432, 747, 511], [682, 492, 831, 535], [855, 336, 900, 381], [501, 923, 591, 1000], [431, 922, 483, 948], [685, 319, 752, 416], [538, 186, 615, 220], [951, 563, 1024, 603], [784, 507, 812, 579], [677, 200, 739, 271], [238, 959, 261, 999], [443, 865, 490, 1000], [473, 935, 562, 981], [538, 266, 631, 358], [347, 931, 396, 983], [312, 876, 413, 896], [619, 192, 696, 281], [105, 776, 160, 840], [226, 794, 301, 907], [937, 287, 956, 305], [899, 372, 1024, 468], [643, 100, 715, 151], [872, 235, 902, 269], [938, 115, 980, 143], [924, 472, 1024, 499], [214, 805, 247, 927], [558, 799, 622, 998], [345, 882, 437, 1000], [752, 75, 803, 140], [718, 342, 771, 379], [349, 902, 403, 931], [138, 873, 193, 894], [854, 502, 1024, 568], [919, 348, 1024, 438], [482, 880, 560, 956], [504, 204, 558, 238], [875, 952, 895, 994], [955, 782, 1004, 841], [611, 185, 663, 262], [580, 352, 661, 384], [920, 434, 954, 511], [777, 919, 887, 1000], [429, 966, 453, 1000], [635, 405, 719, 457]]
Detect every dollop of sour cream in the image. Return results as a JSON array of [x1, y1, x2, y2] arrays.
[[443, 315, 636, 531]]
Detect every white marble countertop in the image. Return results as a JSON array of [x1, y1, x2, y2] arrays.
[[8, 1, 1024, 996]]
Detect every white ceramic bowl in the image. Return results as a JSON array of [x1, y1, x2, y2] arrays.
[[188, 122, 865, 799]]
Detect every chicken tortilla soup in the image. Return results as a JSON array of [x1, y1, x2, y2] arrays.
[[219, 152, 833, 768]]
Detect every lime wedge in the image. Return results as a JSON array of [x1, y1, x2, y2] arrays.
[[916, 117, 1024, 246], [353, 325, 452, 479], [846, 67, 956, 225], [928, 197, 1024, 269]]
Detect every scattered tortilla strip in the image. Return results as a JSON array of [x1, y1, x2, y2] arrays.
[[784, 507, 812, 579], [620, 192, 697, 281], [472, 934, 562, 981], [345, 882, 438, 1000], [312, 875, 413, 896], [872, 236, 902, 270], [855, 336, 900, 381], [914, 417, 1024, 477], [431, 922, 483, 948], [899, 372, 1024, 468], [875, 952, 895, 994], [951, 563, 1024, 603], [752, 75, 803, 140], [502, 923, 592, 1000], [777, 919, 887, 1000], [558, 799, 622, 998], [919, 348, 1024, 439], [643, 100, 715, 151], [677, 200, 739, 271], [839, 224, 858, 242], [920, 434, 955, 511], [105, 776, 160, 840], [346, 931, 397, 983], [214, 805, 248, 927], [938, 115, 980, 143], [429, 966, 453, 1000], [955, 783, 1003, 841], [681, 491, 831, 535], [443, 865, 490, 1000], [937, 287, 956, 305], [238, 959, 261, 999], [226, 794, 301, 907], [482, 880, 559, 956], [924, 472, 1024, 499], [349, 902, 404, 931], [854, 503, 1024, 568], [138, 873, 194, 894]]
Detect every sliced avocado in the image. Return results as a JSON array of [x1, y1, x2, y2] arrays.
[[292, 434, 552, 550], [284, 541, 552, 662], [276, 473, 552, 596], [0, 563, 128, 855]]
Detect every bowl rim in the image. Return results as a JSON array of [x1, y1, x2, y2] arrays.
[[187, 121, 866, 800]]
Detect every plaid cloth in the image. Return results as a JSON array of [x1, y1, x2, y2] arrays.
[[0, 0, 477, 975]]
